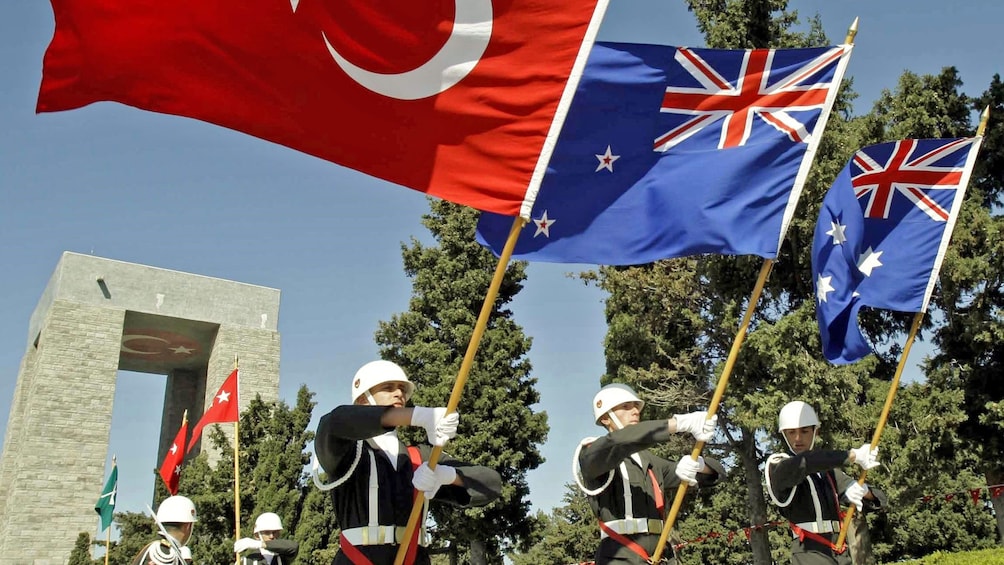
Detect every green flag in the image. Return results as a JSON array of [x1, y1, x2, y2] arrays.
[[95, 463, 117, 531]]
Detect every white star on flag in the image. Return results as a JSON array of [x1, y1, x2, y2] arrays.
[[857, 246, 884, 276], [594, 145, 620, 172], [169, 443, 178, 455], [533, 211, 556, 238], [816, 274, 835, 303], [826, 221, 847, 245], [174, 465, 182, 476], [170, 345, 194, 355], [216, 389, 231, 404]]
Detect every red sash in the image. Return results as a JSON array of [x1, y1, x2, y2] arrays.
[[788, 471, 848, 554], [596, 468, 667, 563]]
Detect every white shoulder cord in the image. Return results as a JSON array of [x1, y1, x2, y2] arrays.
[[764, 453, 798, 507], [572, 437, 616, 496], [311, 440, 363, 491]]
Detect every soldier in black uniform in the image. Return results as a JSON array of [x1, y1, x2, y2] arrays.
[[314, 360, 502, 565], [234, 512, 299, 565], [765, 400, 886, 564], [130, 496, 197, 565], [573, 383, 725, 565]]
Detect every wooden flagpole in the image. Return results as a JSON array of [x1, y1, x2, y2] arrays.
[[650, 258, 773, 562], [833, 105, 991, 552], [650, 19, 861, 564], [393, 216, 526, 565], [233, 356, 241, 565], [832, 312, 921, 551]]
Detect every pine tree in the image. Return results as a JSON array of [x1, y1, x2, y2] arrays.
[[103, 511, 156, 565], [926, 72, 1004, 544], [375, 198, 546, 564], [68, 532, 94, 565], [508, 484, 597, 565]]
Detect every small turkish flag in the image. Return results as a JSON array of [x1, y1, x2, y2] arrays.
[[188, 369, 240, 453], [159, 417, 188, 495]]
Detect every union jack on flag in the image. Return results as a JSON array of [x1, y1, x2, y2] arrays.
[[656, 46, 848, 151], [811, 137, 984, 363], [852, 138, 972, 220], [476, 42, 853, 265]]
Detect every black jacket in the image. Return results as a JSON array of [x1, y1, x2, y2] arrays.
[[315, 405, 502, 565], [577, 420, 726, 565], [765, 449, 887, 563], [240, 539, 299, 565]]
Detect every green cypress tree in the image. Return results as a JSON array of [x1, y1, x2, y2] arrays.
[[68, 532, 94, 565], [508, 484, 598, 565]]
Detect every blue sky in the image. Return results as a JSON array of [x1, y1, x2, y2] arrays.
[[2, 0, 1001, 537]]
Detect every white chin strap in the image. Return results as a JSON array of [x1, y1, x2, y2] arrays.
[[365, 392, 377, 405], [608, 412, 625, 431]]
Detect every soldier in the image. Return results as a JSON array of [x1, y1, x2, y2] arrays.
[[573, 383, 725, 565], [130, 495, 197, 565], [765, 400, 886, 564], [234, 512, 299, 565], [313, 360, 502, 565]]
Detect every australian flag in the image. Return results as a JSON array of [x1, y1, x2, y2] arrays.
[[476, 41, 851, 265], [811, 138, 983, 364]]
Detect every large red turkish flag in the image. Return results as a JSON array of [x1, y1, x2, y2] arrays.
[[36, 0, 607, 215]]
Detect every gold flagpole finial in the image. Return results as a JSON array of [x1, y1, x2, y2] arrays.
[[977, 106, 991, 136], [845, 17, 859, 44], [182, 409, 188, 425]]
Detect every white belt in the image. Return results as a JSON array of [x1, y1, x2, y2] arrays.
[[340, 526, 429, 547], [600, 518, 664, 538], [793, 520, 841, 534]]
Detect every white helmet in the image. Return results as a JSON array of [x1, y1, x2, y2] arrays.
[[156, 495, 198, 523], [592, 383, 644, 425], [351, 360, 416, 404], [777, 401, 820, 431], [254, 512, 283, 533]]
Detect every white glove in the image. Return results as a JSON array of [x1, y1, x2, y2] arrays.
[[411, 462, 458, 498], [845, 481, 868, 512], [233, 538, 262, 554], [674, 412, 717, 442], [411, 407, 460, 446], [850, 443, 880, 470], [675, 455, 704, 486]]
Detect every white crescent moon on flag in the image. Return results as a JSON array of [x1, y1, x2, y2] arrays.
[[322, 0, 494, 100], [121, 334, 169, 355]]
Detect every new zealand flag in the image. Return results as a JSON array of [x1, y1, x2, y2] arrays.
[[476, 41, 851, 265]]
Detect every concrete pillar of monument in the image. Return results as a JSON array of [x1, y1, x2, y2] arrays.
[[0, 252, 281, 565]]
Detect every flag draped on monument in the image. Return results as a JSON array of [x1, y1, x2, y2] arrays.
[[36, 0, 608, 215], [476, 41, 852, 264], [811, 137, 983, 363]]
